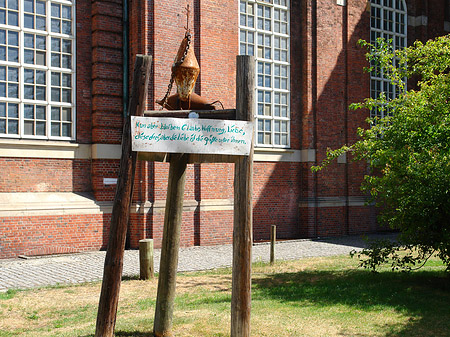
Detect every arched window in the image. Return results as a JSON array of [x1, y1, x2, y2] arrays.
[[239, 0, 290, 147], [0, 0, 76, 140], [370, 0, 407, 119]]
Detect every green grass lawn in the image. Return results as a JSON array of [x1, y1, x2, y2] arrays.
[[0, 254, 449, 336]]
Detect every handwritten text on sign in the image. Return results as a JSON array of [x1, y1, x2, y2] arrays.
[[131, 117, 254, 155]]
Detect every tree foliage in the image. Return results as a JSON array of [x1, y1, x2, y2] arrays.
[[314, 35, 450, 271]]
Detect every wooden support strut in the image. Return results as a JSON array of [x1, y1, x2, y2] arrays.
[[231, 55, 255, 337], [153, 153, 189, 337], [144, 108, 236, 120], [95, 55, 152, 337]]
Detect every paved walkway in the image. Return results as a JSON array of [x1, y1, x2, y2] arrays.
[[0, 233, 396, 292]]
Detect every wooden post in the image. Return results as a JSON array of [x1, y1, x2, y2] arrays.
[[153, 153, 189, 337], [95, 55, 152, 337], [270, 225, 276, 265], [231, 55, 255, 337], [139, 239, 154, 280]]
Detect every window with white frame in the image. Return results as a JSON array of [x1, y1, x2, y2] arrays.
[[239, 0, 290, 147], [370, 0, 406, 119], [0, 0, 75, 140]]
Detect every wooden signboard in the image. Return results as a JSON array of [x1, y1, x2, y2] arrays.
[[131, 116, 253, 155]]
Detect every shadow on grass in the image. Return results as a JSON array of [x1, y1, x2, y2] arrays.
[[114, 331, 154, 336], [81, 332, 153, 337], [252, 269, 450, 336]]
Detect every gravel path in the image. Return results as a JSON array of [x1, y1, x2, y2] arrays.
[[0, 233, 396, 292]]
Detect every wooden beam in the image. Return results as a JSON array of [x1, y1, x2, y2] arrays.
[[187, 154, 238, 164], [137, 152, 169, 163], [95, 55, 152, 337], [144, 108, 236, 120], [137, 152, 238, 164], [153, 153, 189, 337], [231, 55, 255, 337]]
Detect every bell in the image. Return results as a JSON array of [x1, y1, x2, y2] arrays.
[[173, 35, 200, 101], [157, 92, 223, 110]]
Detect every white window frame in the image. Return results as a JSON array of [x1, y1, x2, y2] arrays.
[[239, 0, 290, 148], [370, 0, 407, 119], [0, 0, 76, 140]]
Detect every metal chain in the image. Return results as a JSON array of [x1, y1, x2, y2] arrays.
[[159, 31, 192, 110]]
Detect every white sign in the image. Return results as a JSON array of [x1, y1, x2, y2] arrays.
[[131, 117, 253, 155], [103, 178, 118, 185]]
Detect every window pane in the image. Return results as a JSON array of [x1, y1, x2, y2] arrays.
[[62, 39, 71, 53], [8, 31, 18, 45], [36, 106, 45, 119], [8, 83, 17, 97], [51, 88, 60, 101], [62, 108, 71, 121], [51, 122, 59, 136], [8, 119, 17, 133], [36, 16, 45, 30], [62, 21, 71, 34], [52, 38, 60, 51], [36, 87, 45, 100], [8, 47, 17, 62], [0, 102, 5, 117], [36, 51, 45, 65], [8, 0, 18, 10], [36, 1, 45, 15], [8, 11, 18, 26], [51, 4, 60, 17], [62, 55, 71, 68], [51, 53, 60, 67], [24, 85, 34, 99], [51, 19, 60, 32], [8, 67, 17, 81], [36, 35, 46, 49], [24, 69, 34, 83], [62, 123, 70, 137], [62, 6, 71, 19], [51, 107, 60, 120], [36, 121, 45, 135], [24, 34, 34, 47], [8, 103, 17, 117], [24, 105, 34, 119], [36, 71, 45, 84], [24, 50, 34, 64], [24, 14, 34, 28], [62, 88, 70, 102], [52, 72, 60, 85]]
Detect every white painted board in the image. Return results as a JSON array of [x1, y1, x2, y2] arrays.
[[131, 117, 254, 155]]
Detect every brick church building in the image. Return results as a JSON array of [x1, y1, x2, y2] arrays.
[[0, 0, 448, 258]]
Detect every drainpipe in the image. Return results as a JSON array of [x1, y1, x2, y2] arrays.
[[123, 0, 130, 248], [123, 0, 129, 117]]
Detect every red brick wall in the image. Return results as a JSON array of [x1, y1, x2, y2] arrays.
[[0, 158, 91, 192], [91, 0, 124, 145], [76, 0, 93, 144], [253, 162, 301, 240], [0, 214, 109, 259]]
